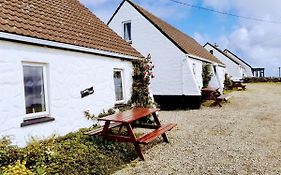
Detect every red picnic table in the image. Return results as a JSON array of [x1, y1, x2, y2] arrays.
[[85, 108, 176, 160], [201, 87, 229, 107]]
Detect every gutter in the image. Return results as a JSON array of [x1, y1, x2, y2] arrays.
[[186, 54, 225, 67], [0, 32, 140, 61]]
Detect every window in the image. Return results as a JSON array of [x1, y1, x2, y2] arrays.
[[192, 63, 196, 75], [209, 50, 214, 55], [213, 65, 217, 74], [113, 69, 124, 102], [23, 63, 48, 119], [123, 21, 131, 42]]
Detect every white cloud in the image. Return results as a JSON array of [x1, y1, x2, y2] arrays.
[[79, 0, 193, 23], [202, 0, 281, 76]]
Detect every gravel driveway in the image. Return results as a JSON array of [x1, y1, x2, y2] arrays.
[[114, 83, 281, 175]]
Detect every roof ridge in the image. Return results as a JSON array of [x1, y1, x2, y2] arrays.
[[223, 49, 252, 68], [123, 0, 223, 64], [205, 43, 240, 65]]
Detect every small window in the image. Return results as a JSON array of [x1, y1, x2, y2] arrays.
[[213, 65, 217, 74], [23, 63, 49, 119], [123, 21, 131, 42], [192, 63, 196, 75], [209, 50, 214, 55], [113, 69, 124, 102]]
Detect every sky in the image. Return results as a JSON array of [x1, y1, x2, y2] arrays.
[[80, 0, 281, 77]]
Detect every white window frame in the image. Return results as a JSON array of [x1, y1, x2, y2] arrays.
[[113, 68, 125, 104], [122, 20, 132, 42], [22, 62, 49, 120]]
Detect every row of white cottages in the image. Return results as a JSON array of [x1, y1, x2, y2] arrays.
[[0, 0, 251, 146]]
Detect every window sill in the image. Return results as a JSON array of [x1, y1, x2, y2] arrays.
[[21, 116, 55, 127]]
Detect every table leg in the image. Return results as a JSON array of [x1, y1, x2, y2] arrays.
[[152, 112, 169, 143], [125, 123, 145, 160], [101, 121, 111, 136]]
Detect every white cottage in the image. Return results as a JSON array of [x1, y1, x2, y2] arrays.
[[224, 49, 253, 77], [108, 0, 225, 109], [0, 0, 143, 146], [204, 43, 244, 81]]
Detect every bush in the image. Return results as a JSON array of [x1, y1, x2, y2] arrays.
[[224, 74, 233, 90], [2, 160, 35, 175], [243, 77, 281, 83], [0, 129, 137, 175], [202, 63, 213, 88]]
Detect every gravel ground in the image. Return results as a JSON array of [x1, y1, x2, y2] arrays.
[[114, 83, 281, 175]]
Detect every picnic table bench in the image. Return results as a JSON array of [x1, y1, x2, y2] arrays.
[[230, 80, 246, 90], [85, 108, 176, 160], [201, 87, 230, 107]]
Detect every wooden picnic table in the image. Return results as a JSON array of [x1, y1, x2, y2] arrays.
[[201, 87, 229, 107], [85, 108, 176, 160], [231, 80, 246, 90]]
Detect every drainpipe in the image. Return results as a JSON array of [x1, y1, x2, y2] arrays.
[[182, 57, 187, 95]]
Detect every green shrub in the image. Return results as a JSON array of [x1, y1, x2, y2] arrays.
[[202, 63, 213, 88], [243, 77, 281, 83], [2, 160, 35, 175], [0, 137, 23, 168], [224, 74, 233, 90], [0, 129, 137, 175]]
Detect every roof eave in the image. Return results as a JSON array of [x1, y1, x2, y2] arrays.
[[187, 54, 225, 67], [0, 32, 141, 60]]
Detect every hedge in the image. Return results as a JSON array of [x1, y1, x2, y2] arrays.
[[0, 128, 137, 175], [243, 77, 281, 83]]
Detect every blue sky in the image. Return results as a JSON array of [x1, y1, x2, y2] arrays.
[[80, 0, 281, 77]]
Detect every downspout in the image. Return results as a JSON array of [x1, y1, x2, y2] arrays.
[[182, 57, 187, 95]]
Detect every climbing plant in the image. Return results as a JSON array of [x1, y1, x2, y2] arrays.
[[223, 73, 233, 90], [129, 54, 155, 107], [202, 63, 213, 88]]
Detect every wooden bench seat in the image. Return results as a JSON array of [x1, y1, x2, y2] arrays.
[[84, 122, 122, 136], [215, 94, 230, 107], [137, 123, 177, 144]]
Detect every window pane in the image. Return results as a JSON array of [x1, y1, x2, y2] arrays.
[[113, 71, 124, 101], [124, 22, 131, 41], [23, 65, 46, 114]]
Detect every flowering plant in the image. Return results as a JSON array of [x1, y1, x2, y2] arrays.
[[130, 54, 155, 107], [143, 54, 155, 82]]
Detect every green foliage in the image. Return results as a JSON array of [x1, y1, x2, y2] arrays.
[[0, 129, 137, 175], [84, 108, 116, 120], [97, 108, 115, 118], [2, 160, 35, 175], [130, 54, 155, 107], [223, 73, 233, 90], [243, 77, 281, 83], [202, 63, 213, 88], [0, 137, 23, 168]]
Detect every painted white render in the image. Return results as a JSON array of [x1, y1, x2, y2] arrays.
[[108, 1, 206, 96], [188, 58, 203, 90], [0, 40, 134, 146], [224, 50, 253, 77], [204, 44, 243, 81]]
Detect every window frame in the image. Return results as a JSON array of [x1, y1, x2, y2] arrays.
[[113, 68, 125, 104], [22, 62, 49, 120], [123, 20, 132, 42]]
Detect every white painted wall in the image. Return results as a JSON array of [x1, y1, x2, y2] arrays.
[[188, 58, 203, 90], [0, 40, 134, 146], [224, 51, 253, 77], [108, 1, 201, 96], [204, 44, 243, 81]]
